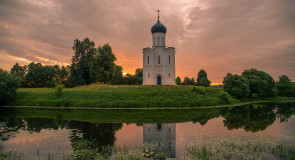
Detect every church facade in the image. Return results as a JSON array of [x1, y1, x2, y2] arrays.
[[142, 12, 176, 85]]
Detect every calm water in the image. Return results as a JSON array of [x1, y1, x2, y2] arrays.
[[0, 102, 295, 159]]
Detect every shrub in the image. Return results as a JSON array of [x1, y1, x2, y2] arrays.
[[192, 87, 206, 95], [0, 69, 20, 105], [277, 75, 293, 97], [242, 68, 275, 97], [223, 73, 249, 98], [219, 92, 231, 103], [55, 84, 65, 96], [196, 69, 211, 87]]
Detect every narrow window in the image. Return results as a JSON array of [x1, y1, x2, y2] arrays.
[[158, 37, 159, 46], [148, 73, 150, 78], [153, 38, 155, 46], [158, 55, 160, 64], [162, 37, 164, 46], [169, 128, 171, 133], [169, 55, 171, 64], [169, 73, 170, 78], [147, 56, 149, 64], [148, 128, 150, 133]]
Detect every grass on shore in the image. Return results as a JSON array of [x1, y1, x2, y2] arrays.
[[8, 85, 239, 108]]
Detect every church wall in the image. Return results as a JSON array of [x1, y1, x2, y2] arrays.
[[152, 33, 166, 48], [143, 47, 176, 85]]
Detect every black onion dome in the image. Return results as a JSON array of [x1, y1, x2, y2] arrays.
[[151, 19, 167, 34]]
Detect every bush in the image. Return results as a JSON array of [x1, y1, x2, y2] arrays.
[[192, 87, 206, 95], [219, 92, 231, 103], [277, 75, 293, 97], [223, 73, 249, 98], [55, 84, 65, 96], [0, 69, 20, 105], [242, 68, 275, 97], [196, 69, 211, 87]]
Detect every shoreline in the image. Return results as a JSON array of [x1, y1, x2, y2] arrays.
[[3, 99, 295, 110]]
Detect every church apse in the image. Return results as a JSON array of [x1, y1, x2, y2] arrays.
[[143, 123, 176, 158]]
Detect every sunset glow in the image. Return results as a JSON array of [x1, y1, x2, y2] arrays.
[[0, 0, 294, 82]]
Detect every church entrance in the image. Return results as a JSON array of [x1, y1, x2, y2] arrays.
[[157, 76, 162, 85]]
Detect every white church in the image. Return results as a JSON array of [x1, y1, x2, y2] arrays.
[[142, 11, 176, 85]]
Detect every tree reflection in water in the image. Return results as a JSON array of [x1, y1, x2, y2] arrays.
[[0, 102, 294, 157]]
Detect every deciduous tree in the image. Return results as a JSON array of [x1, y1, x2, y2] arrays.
[[196, 69, 211, 87], [223, 73, 249, 98]]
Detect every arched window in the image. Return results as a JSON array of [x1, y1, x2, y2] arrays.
[[158, 37, 159, 46], [147, 56, 149, 64], [158, 55, 160, 64], [169, 55, 171, 64], [169, 73, 170, 78], [148, 73, 150, 78]]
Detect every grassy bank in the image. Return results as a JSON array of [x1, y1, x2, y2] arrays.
[[7, 85, 239, 108]]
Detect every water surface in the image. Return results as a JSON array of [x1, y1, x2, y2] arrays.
[[0, 102, 294, 159]]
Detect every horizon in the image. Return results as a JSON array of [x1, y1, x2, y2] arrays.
[[0, 0, 294, 83]]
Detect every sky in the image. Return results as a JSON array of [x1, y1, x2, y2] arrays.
[[0, 0, 294, 83]]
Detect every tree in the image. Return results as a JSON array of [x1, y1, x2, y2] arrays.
[[0, 69, 20, 105], [223, 73, 249, 98], [10, 63, 27, 87], [196, 69, 211, 87], [190, 77, 195, 85], [277, 75, 293, 97], [175, 76, 182, 85], [242, 69, 275, 97], [111, 65, 124, 85], [24, 62, 56, 87], [134, 68, 143, 85], [93, 43, 117, 84], [69, 38, 96, 86], [183, 77, 191, 85]]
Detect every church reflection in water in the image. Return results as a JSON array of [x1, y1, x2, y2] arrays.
[[143, 123, 176, 158]]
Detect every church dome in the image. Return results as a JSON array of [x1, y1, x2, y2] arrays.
[[151, 19, 167, 34]]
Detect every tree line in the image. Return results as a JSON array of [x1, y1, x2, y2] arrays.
[[7, 38, 143, 88], [1, 37, 294, 105]]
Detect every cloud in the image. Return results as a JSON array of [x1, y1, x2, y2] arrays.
[[0, 0, 294, 81]]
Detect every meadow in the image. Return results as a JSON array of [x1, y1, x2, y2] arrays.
[[7, 85, 239, 108]]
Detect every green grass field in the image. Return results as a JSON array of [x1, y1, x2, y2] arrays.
[[7, 85, 239, 108]]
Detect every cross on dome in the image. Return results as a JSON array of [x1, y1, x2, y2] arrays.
[[157, 10, 160, 19]]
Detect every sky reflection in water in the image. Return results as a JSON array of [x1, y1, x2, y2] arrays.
[[0, 102, 294, 159]]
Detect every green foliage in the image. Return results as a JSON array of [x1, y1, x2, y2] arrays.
[[8, 85, 238, 108], [10, 62, 70, 88], [190, 77, 195, 85], [175, 76, 181, 85], [94, 43, 117, 84], [69, 38, 96, 86], [55, 84, 64, 96], [111, 65, 124, 85], [10, 63, 27, 87], [218, 92, 231, 104], [183, 77, 191, 85], [119, 68, 143, 85], [277, 75, 294, 97], [0, 151, 22, 160], [242, 68, 275, 97], [223, 73, 249, 98], [185, 137, 295, 160], [0, 69, 19, 105], [192, 87, 205, 95], [68, 38, 117, 87], [196, 69, 211, 87]]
